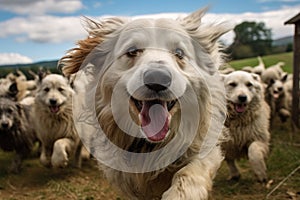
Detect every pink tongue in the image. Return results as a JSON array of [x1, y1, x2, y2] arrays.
[[273, 93, 279, 99], [235, 104, 246, 113], [140, 101, 169, 142], [50, 106, 60, 113]]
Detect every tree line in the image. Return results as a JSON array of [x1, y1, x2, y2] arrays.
[[227, 21, 293, 59]]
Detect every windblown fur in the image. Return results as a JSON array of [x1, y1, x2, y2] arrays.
[[61, 8, 230, 200]]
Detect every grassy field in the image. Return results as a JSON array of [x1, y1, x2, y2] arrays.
[[0, 53, 299, 199], [228, 52, 293, 73], [0, 119, 299, 200]]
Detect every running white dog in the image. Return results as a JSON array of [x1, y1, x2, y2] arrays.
[[33, 74, 82, 168], [61, 8, 230, 200], [221, 71, 270, 182]]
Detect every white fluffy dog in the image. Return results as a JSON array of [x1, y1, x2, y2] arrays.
[[61, 8, 230, 200], [221, 71, 270, 182], [33, 74, 82, 168]]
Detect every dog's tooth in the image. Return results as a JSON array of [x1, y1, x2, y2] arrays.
[[138, 113, 142, 123]]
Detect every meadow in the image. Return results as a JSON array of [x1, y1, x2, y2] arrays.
[[228, 52, 293, 73], [0, 52, 299, 200]]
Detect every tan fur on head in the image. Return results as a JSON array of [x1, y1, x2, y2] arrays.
[[60, 17, 127, 76], [61, 7, 230, 200]]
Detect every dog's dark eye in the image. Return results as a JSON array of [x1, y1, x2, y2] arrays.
[[246, 82, 253, 87], [126, 46, 143, 58], [44, 87, 50, 92], [7, 108, 13, 114], [58, 87, 64, 92], [174, 48, 185, 59], [229, 82, 237, 87]]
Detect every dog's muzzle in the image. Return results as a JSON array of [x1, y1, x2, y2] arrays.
[[130, 67, 178, 143], [49, 98, 60, 114]]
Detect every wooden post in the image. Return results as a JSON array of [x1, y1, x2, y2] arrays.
[[292, 21, 300, 129], [285, 13, 300, 131]]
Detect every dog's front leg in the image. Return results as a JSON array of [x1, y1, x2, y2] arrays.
[[40, 144, 52, 168], [9, 154, 22, 173], [51, 138, 75, 168], [248, 141, 268, 182], [161, 148, 222, 200]]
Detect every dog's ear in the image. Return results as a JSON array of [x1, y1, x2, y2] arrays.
[[59, 16, 127, 76], [8, 82, 18, 97], [281, 73, 288, 83], [179, 7, 232, 73], [268, 78, 275, 87], [37, 67, 49, 83], [251, 73, 261, 82], [180, 7, 231, 48], [180, 7, 208, 28]]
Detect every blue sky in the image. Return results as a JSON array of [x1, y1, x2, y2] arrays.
[[0, 0, 299, 65]]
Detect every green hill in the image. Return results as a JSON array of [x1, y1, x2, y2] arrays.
[[0, 60, 59, 78], [229, 52, 293, 73]]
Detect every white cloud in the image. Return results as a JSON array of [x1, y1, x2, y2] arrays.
[[0, 0, 83, 15], [133, 6, 299, 44], [0, 5, 299, 46], [202, 6, 300, 44], [0, 53, 33, 65], [0, 15, 87, 43]]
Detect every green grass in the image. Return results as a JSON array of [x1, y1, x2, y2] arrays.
[[0, 120, 299, 200], [214, 119, 300, 200], [229, 52, 293, 73]]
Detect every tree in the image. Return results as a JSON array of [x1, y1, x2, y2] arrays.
[[229, 21, 273, 59]]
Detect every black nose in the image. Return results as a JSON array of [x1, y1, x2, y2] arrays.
[[1, 122, 9, 128], [278, 87, 283, 92], [143, 68, 172, 92], [49, 98, 57, 105], [238, 95, 247, 103]]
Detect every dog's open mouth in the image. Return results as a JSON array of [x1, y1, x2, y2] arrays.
[[49, 105, 60, 113], [273, 91, 280, 99], [234, 103, 247, 113], [131, 97, 177, 142]]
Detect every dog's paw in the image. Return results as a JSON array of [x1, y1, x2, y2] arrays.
[[227, 174, 241, 182], [51, 148, 69, 168], [257, 175, 268, 184], [161, 184, 209, 200]]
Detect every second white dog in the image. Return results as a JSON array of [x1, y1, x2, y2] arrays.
[[33, 74, 82, 168], [221, 71, 270, 182]]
